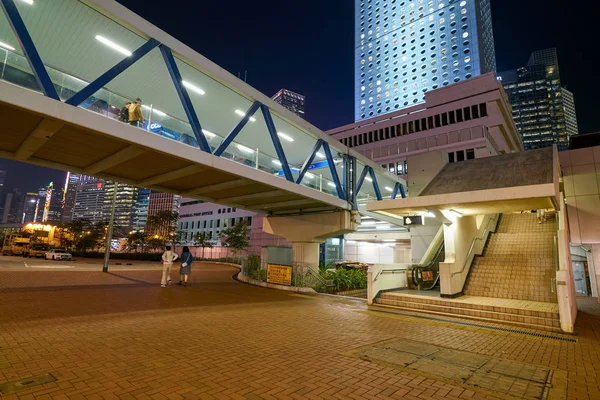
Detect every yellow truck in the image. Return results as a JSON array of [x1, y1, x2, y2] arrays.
[[1, 235, 30, 256], [23, 243, 49, 258]]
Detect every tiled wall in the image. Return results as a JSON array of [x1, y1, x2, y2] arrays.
[[559, 146, 600, 245]]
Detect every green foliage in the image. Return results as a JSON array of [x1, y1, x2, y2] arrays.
[[146, 210, 179, 244], [249, 268, 267, 281], [60, 219, 107, 252], [321, 268, 367, 292], [193, 231, 214, 258], [219, 221, 249, 253], [125, 230, 148, 252]]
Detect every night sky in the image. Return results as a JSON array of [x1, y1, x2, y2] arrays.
[[1, 0, 597, 193]]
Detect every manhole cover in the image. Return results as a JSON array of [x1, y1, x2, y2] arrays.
[[0, 374, 57, 394]]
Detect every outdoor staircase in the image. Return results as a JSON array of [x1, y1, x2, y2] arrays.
[[464, 213, 558, 303], [373, 213, 561, 332]]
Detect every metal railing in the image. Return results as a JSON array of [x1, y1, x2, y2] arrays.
[[451, 214, 499, 278], [374, 267, 408, 282]]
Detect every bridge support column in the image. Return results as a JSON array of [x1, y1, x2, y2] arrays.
[[263, 210, 360, 270]]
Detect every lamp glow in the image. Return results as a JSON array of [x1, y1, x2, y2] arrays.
[[277, 132, 294, 142], [237, 144, 254, 153], [449, 209, 463, 218], [142, 105, 166, 117], [235, 109, 256, 122], [272, 160, 282, 166], [202, 129, 216, 137], [316, 152, 325, 158], [327, 182, 337, 188], [95, 35, 132, 56], [0, 41, 15, 51], [182, 80, 205, 95], [385, 186, 393, 192], [20, 0, 33, 4], [365, 177, 373, 182]]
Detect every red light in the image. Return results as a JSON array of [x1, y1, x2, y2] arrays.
[[97, 183, 103, 188]]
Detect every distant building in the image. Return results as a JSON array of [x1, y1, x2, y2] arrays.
[[1, 189, 24, 224], [103, 182, 139, 233], [72, 176, 106, 224], [61, 172, 79, 222], [499, 48, 578, 151], [132, 187, 151, 231], [22, 192, 42, 224], [354, 0, 497, 121], [271, 89, 305, 118]]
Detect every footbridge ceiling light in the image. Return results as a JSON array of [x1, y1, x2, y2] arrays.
[[448, 209, 463, 218], [95, 35, 132, 56], [235, 109, 256, 122], [277, 132, 294, 142], [0, 41, 15, 51], [182, 80, 205, 95]]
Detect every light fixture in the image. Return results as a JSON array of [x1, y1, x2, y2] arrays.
[[272, 160, 282, 166], [365, 177, 373, 182], [235, 109, 256, 122], [346, 240, 357, 244], [277, 132, 294, 142], [360, 221, 376, 226], [376, 224, 391, 230], [19, 0, 33, 4], [316, 152, 325, 158], [182, 80, 205, 95], [202, 129, 216, 137], [305, 172, 315, 180], [142, 105, 166, 117], [383, 239, 396, 242], [449, 209, 463, 218], [0, 41, 15, 51], [425, 212, 436, 218], [327, 182, 337, 188], [95, 35, 132, 56], [236, 144, 254, 153], [385, 186, 393, 192]]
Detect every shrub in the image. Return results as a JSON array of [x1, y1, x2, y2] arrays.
[[321, 268, 367, 292]]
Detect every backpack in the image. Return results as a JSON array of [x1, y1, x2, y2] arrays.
[[119, 105, 129, 122]]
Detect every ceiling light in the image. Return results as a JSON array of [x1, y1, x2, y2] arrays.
[[316, 152, 325, 158], [425, 212, 435, 218], [20, 0, 33, 4], [383, 239, 396, 242], [376, 224, 391, 230], [272, 160, 282, 166], [142, 105, 166, 117], [202, 129, 216, 137], [182, 80, 205, 95], [0, 41, 15, 51], [327, 182, 337, 188], [277, 132, 294, 142], [361, 221, 376, 226], [345, 240, 357, 244], [305, 172, 315, 180], [235, 109, 256, 122], [95, 35, 132, 56], [385, 186, 393, 192], [365, 177, 373, 182], [237, 144, 254, 153]]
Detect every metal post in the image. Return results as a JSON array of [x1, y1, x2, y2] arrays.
[[255, 148, 259, 169], [319, 174, 323, 192], [1, 49, 8, 80], [102, 182, 118, 273], [147, 103, 153, 132]]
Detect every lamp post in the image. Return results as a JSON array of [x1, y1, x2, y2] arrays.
[[102, 182, 118, 273]]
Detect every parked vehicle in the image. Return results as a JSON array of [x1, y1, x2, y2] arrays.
[[2, 234, 30, 256], [23, 243, 49, 258], [45, 249, 72, 261]]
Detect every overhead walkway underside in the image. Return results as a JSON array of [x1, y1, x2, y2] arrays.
[[0, 82, 348, 215]]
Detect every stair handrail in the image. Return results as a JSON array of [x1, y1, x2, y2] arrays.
[[451, 214, 499, 278], [374, 267, 408, 282]]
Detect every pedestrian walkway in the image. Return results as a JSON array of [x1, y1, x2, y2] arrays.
[[0, 263, 599, 399]]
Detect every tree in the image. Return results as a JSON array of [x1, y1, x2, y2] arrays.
[[125, 230, 148, 253], [193, 231, 214, 259], [219, 221, 249, 256], [146, 210, 179, 246]]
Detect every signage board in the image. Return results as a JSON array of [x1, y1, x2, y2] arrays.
[[403, 215, 424, 226], [266, 264, 293, 285], [422, 270, 434, 282]]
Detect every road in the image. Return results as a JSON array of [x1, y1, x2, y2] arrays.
[[0, 255, 163, 271]]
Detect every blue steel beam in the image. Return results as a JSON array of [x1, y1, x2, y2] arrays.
[[368, 167, 383, 201], [261, 104, 294, 182], [0, 0, 59, 100], [159, 45, 211, 153], [296, 139, 323, 184], [322, 141, 345, 200], [214, 101, 261, 157], [66, 39, 160, 107], [399, 183, 406, 198], [354, 166, 370, 198], [351, 156, 357, 208], [391, 182, 400, 200]]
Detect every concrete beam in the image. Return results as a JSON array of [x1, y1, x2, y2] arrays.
[[182, 179, 252, 196], [84, 145, 146, 174], [14, 119, 64, 161], [261, 199, 316, 210], [358, 204, 404, 227], [137, 165, 205, 188], [218, 190, 284, 204]]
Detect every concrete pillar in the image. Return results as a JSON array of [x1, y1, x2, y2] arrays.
[[591, 245, 600, 302], [263, 210, 360, 270]]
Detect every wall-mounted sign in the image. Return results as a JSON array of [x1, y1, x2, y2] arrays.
[[266, 264, 292, 286], [422, 271, 434, 282]]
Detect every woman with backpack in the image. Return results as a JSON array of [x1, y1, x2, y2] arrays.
[[178, 246, 193, 286]]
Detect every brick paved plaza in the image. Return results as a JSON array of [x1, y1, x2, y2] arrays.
[[0, 263, 599, 399]]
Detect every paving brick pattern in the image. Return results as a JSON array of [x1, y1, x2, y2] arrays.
[[0, 264, 599, 399], [465, 213, 558, 303]]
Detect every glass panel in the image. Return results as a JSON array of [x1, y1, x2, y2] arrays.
[[14, 0, 146, 99]]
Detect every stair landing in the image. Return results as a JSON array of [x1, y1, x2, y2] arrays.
[[375, 291, 561, 332]]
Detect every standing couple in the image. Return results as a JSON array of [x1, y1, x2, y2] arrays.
[[160, 245, 193, 287]]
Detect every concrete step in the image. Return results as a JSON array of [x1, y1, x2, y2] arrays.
[[375, 292, 560, 332]]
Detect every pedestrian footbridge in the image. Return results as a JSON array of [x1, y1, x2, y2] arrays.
[[0, 0, 405, 215]]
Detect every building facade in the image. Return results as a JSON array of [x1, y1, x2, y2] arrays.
[[355, 0, 497, 121], [499, 48, 577, 151], [22, 192, 41, 224], [271, 89, 305, 118], [72, 176, 107, 224], [61, 172, 79, 222], [132, 187, 151, 231], [103, 182, 138, 233]]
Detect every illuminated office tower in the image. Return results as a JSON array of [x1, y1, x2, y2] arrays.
[[355, 0, 496, 121]]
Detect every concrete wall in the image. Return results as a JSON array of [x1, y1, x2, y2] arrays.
[[556, 197, 577, 333], [345, 241, 411, 264], [406, 150, 448, 196], [559, 146, 600, 244]]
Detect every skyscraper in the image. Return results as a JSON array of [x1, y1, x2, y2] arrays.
[[103, 182, 139, 233], [271, 89, 306, 118], [132, 188, 151, 231], [61, 172, 79, 222], [499, 48, 577, 150], [22, 193, 41, 224], [72, 176, 106, 224], [355, 0, 496, 121]]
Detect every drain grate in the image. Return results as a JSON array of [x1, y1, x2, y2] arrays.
[[0, 374, 57, 394], [372, 309, 578, 343]]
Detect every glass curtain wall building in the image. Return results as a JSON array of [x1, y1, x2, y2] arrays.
[[355, 0, 496, 122], [499, 48, 577, 151]]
